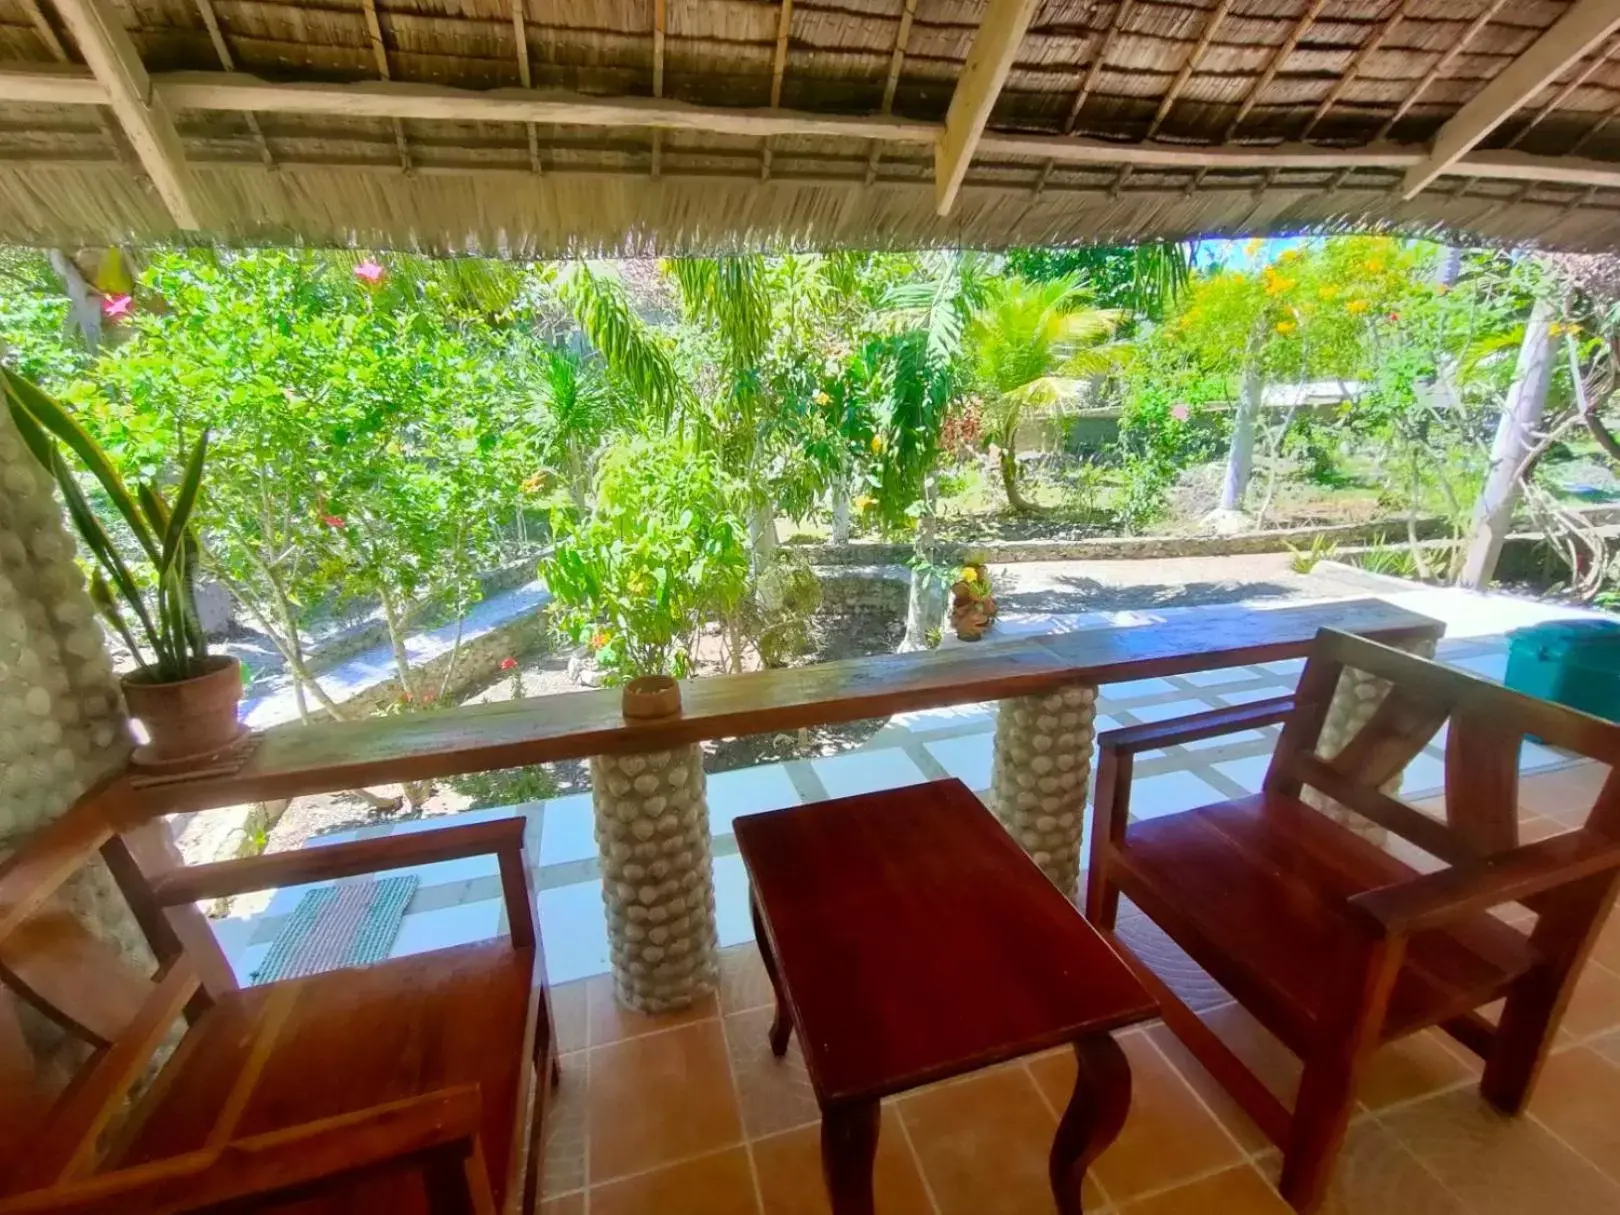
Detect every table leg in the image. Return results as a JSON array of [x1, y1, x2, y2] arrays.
[[750, 889, 792, 1056], [821, 1100, 880, 1215], [1050, 1034, 1132, 1215]]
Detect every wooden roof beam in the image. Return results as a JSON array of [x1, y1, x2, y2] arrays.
[[935, 0, 1040, 216], [47, 0, 201, 229], [651, 0, 665, 177], [1402, 0, 1620, 197], [12, 66, 1620, 193]]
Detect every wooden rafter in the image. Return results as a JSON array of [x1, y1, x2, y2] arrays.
[[1301, 0, 1411, 141], [1373, 0, 1509, 141], [651, 0, 665, 178], [1223, 0, 1330, 142], [1403, 0, 1620, 197], [1569, 97, 1620, 156], [935, 0, 1039, 215], [192, 0, 274, 168], [357, 0, 410, 171], [1148, 0, 1232, 140], [511, 0, 540, 173], [762, 0, 794, 181], [1066, 0, 1133, 134], [867, 0, 917, 186], [46, 0, 201, 229], [21, 0, 68, 59]]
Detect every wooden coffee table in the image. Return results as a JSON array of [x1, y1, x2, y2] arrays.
[[734, 778, 1156, 1215]]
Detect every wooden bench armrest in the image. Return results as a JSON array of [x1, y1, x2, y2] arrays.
[[1349, 829, 1620, 936], [0, 1086, 490, 1215], [147, 816, 527, 905], [0, 781, 129, 941], [1096, 697, 1296, 756]]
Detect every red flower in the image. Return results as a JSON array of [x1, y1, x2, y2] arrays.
[[354, 260, 384, 284], [1388, 312, 1401, 322], [322, 514, 346, 528], [101, 294, 133, 319], [500, 657, 518, 671]]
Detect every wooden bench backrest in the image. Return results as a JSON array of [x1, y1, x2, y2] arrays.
[[0, 779, 199, 1194], [1266, 629, 1620, 867]]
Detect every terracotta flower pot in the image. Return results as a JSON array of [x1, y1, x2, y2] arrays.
[[122, 655, 247, 771], [621, 674, 682, 720]]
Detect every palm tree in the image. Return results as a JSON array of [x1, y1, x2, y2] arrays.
[[966, 275, 1120, 513]]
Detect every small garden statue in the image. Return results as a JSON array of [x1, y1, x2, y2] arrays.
[[950, 562, 998, 641]]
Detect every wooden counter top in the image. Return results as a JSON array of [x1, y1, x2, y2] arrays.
[[142, 597, 1441, 815]]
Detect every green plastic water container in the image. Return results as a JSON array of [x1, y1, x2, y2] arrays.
[[1504, 619, 1620, 724]]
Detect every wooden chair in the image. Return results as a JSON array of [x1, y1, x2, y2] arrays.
[[0, 777, 557, 1214], [1085, 628, 1620, 1214]]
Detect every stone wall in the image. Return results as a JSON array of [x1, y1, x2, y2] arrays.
[[791, 506, 1620, 568], [812, 565, 911, 619]]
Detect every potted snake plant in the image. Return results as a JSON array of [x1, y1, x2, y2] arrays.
[[3, 367, 244, 769]]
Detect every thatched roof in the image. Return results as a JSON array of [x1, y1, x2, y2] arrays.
[[3, 0, 1620, 255]]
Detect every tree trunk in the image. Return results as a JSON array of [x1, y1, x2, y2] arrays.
[[564, 437, 589, 514], [749, 500, 778, 571], [1219, 348, 1262, 513], [47, 250, 101, 352], [901, 514, 946, 651], [1458, 298, 1555, 589], [377, 584, 419, 702], [998, 447, 1039, 514], [829, 476, 852, 544]]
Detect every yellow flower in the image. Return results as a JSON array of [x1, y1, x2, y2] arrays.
[[1244, 238, 1264, 256], [1345, 299, 1370, 315], [1278, 249, 1302, 263], [1275, 320, 1297, 335], [1317, 285, 1340, 300], [871, 434, 885, 453], [812, 389, 831, 405], [959, 567, 980, 584], [853, 494, 876, 512], [1363, 258, 1385, 274]]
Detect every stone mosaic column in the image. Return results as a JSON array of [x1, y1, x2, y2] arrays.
[[1, 401, 150, 1079], [1304, 636, 1440, 842], [989, 683, 1099, 899], [591, 744, 718, 1012]]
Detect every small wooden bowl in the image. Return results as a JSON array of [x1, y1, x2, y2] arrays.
[[622, 674, 682, 720]]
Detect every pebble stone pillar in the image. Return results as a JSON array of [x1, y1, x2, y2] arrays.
[[989, 682, 1099, 898], [1, 401, 150, 1079], [1304, 635, 1440, 842], [591, 744, 718, 1012]]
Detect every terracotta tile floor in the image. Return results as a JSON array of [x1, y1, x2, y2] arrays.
[[539, 764, 1620, 1213]]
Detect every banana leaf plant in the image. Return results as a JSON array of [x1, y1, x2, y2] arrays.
[[2, 367, 212, 683]]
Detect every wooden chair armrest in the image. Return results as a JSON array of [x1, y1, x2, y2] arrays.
[[147, 816, 527, 905], [0, 1086, 489, 1215], [1096, 697, 1296, 756], [1349, 829, 1620, 936]]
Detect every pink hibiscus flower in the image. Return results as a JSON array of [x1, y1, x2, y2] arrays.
[[1170, 404, 1191, 422], [101, 294, 133, 319], [353, 260, 385, 284], [322, 514, 346, 528]]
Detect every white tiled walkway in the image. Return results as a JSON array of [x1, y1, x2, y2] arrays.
[[210, 587, 1611, 987]]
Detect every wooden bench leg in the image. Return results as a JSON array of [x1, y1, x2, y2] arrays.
[[750, 889, 792, 1056], [1050, 1034, 1132, 1215], [820, 1100, 879, 1215]]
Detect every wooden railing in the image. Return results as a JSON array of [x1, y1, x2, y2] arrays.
[[112, 595, 1443, 1013], [141, 597, 1441, 816]]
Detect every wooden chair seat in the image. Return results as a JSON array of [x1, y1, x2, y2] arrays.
[[111, 940, 536, 1212], [1112, 793, 1534, 1050]]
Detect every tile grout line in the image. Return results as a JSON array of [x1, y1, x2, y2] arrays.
[[715, 1000, 768, 1214], [889, 1091, 947, 1215]]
